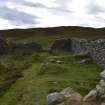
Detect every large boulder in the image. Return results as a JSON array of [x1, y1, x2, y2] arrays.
[[51, 38, 71, 52], [51, 38, 90, 54]]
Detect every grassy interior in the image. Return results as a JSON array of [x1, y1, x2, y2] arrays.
[[0, 51, 102, 105]]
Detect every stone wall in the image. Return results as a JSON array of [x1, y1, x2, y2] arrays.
[[90, 39, 105, 68], [51, 37, 90, 54], [51, 38, 105, 69], [51, 38, 71, 52], [70, 38, 90, 54]]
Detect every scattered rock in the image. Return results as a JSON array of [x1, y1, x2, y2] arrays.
[[57, 102, 65, 105], [46, 92, 64, 105], [61, 87, 75, 98], [61, 87, 82, 101], [100, 70, 105, 80], [83, 89, 98, 101], [49, 59, 63, 64], [56, 60, 63, 64], [49, 59, 55, 63], [46, 87, 83, 105], [77, 58, 91, 64], [99, 80, 105, 87], [101, 103, 105, 105]]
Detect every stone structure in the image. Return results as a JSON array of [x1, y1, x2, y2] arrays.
[[51, 38, 71, 52], [90, 39, 105, 69], [51, 38, 90, 54], [51, 38, 105, 69], [70, 38, 90, 54]]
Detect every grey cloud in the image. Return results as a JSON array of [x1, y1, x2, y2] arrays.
[[0, 6, 39, 26], [11, 0, 46, 8], [87, 0, 104, 14], [17, 0, 72, 13]]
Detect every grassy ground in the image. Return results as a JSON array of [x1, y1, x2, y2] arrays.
[[0, 51, 102, 105]]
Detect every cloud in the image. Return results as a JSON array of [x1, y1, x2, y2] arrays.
[[0, 0, 105, 29], [0, 6, 39, 26], [87, 0, 105, 15]]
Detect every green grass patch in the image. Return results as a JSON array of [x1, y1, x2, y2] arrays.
[[0, 52, 102, 105]]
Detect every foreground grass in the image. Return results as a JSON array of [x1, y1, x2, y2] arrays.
[[0, 52, 102, 105]]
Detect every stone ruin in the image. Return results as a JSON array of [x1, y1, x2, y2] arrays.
[[51, 37, 91, 54], [51, 37, 105, 69], [12, 42, 43, 52], [0, 36, 43, 54], [90, 39, 105, 68]]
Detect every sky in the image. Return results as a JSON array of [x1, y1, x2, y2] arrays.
[[0, 0, 105, 29]]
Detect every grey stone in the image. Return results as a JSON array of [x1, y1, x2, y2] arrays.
[[100, 70, 105, 80], [61, 87, 75, 98], [77, 59, 91, 64], [46, 92, 64, 105], [99, 80, 105, 87], [83, 89, 98, 101], [61, 87, 82, 101], [51, 38, 90, 54], [90, 39, 105, 69]]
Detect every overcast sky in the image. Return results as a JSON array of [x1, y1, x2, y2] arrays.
[[0, 0, 105, 29]]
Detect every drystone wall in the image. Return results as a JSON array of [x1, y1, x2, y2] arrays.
[[51, 38, 105, 69]]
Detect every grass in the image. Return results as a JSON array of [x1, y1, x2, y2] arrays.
[[0, 51, 102, 105]]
